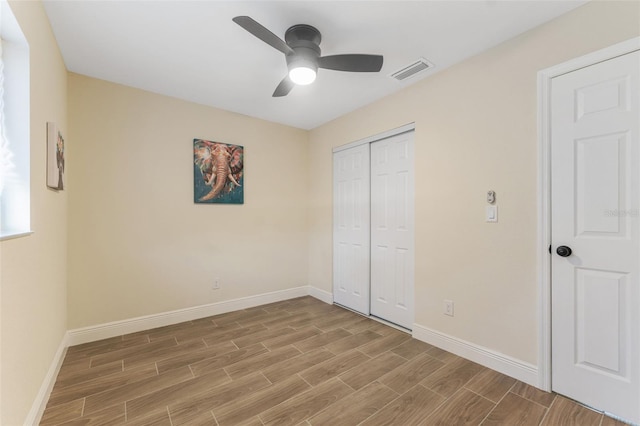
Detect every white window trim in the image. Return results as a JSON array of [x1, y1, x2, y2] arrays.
[[0, 0, 32, 241]]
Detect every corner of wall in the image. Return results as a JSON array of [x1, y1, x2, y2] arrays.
[[24, 333, 69, 426], [308, 286, 333, 305]]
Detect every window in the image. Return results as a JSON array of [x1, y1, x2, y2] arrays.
[[0, 0, 30, 240]]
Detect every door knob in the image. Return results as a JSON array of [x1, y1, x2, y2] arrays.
[[556, 246, 572, 257]]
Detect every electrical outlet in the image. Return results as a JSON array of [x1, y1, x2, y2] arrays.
[[444, 300, 454, 317], [213, 278, 220, 290]]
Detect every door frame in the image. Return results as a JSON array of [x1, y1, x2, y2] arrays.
[[536, 36, 640, 391], [332, 122, 416, 154]]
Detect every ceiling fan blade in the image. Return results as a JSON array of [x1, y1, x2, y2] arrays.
[[318, 54, 383, 72], [232, 16, 293, 56], [273, 75, 295, 97]]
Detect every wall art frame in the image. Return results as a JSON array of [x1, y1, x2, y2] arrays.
[[46, 122, 65, 190], [193, 139, 244, 204]]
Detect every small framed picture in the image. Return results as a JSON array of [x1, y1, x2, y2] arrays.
[[193, 139, 244, 204], [47, 122, 65, 190]]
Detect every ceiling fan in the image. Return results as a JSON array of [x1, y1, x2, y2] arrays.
[[232, 16, 384, 97]]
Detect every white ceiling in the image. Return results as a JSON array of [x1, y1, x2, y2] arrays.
[[43, 0, 587, 130]]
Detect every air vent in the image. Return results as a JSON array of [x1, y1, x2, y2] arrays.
[[390, 58, 434, 81]]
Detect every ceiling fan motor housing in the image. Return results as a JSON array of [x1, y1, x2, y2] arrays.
[[285, 24, 322, 72]]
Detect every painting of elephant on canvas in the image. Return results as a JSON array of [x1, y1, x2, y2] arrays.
[[193, 139, 244, 204]]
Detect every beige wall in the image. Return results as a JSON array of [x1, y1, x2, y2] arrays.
[[1, 1, 638, 422], [67, 74, 309, 328], [308, 0, 640, 365], [0, 1, 68, 424]]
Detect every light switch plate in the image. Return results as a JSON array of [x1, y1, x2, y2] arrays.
[[486, 205, 498, 222]]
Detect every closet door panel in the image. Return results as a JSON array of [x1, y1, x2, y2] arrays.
[[333, 144, 370, 315], [370, 132, 415, 329]]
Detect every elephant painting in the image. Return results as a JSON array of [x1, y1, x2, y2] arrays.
[[193, 139, 244, 204]]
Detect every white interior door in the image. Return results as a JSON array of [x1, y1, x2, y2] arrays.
[[333, 144, 370, 315], [370, 131, 415, 329], [551, 50, 639, 423]]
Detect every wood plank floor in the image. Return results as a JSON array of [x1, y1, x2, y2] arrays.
[[41, 296, 627, 425]]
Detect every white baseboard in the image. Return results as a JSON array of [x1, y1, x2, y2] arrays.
[[412, 323, 539, 387], [25, 333, 69, 426], [67, 286, 309, 346], [308, 286, 333, 304]]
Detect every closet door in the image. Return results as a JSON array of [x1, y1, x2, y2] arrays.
[[333, 144, 370, 315], [370, 131, 415, 329]]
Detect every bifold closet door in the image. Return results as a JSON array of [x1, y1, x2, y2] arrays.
[[370, 131, 415, 329], [333, 144, 370, 315]]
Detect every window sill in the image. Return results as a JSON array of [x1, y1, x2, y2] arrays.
[[0, 230, 34, 241]]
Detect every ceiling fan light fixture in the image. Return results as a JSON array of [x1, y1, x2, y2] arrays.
[[287, 53, 318, 85], [289, 65, 316, 85], [232, 16, 384, 97]]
